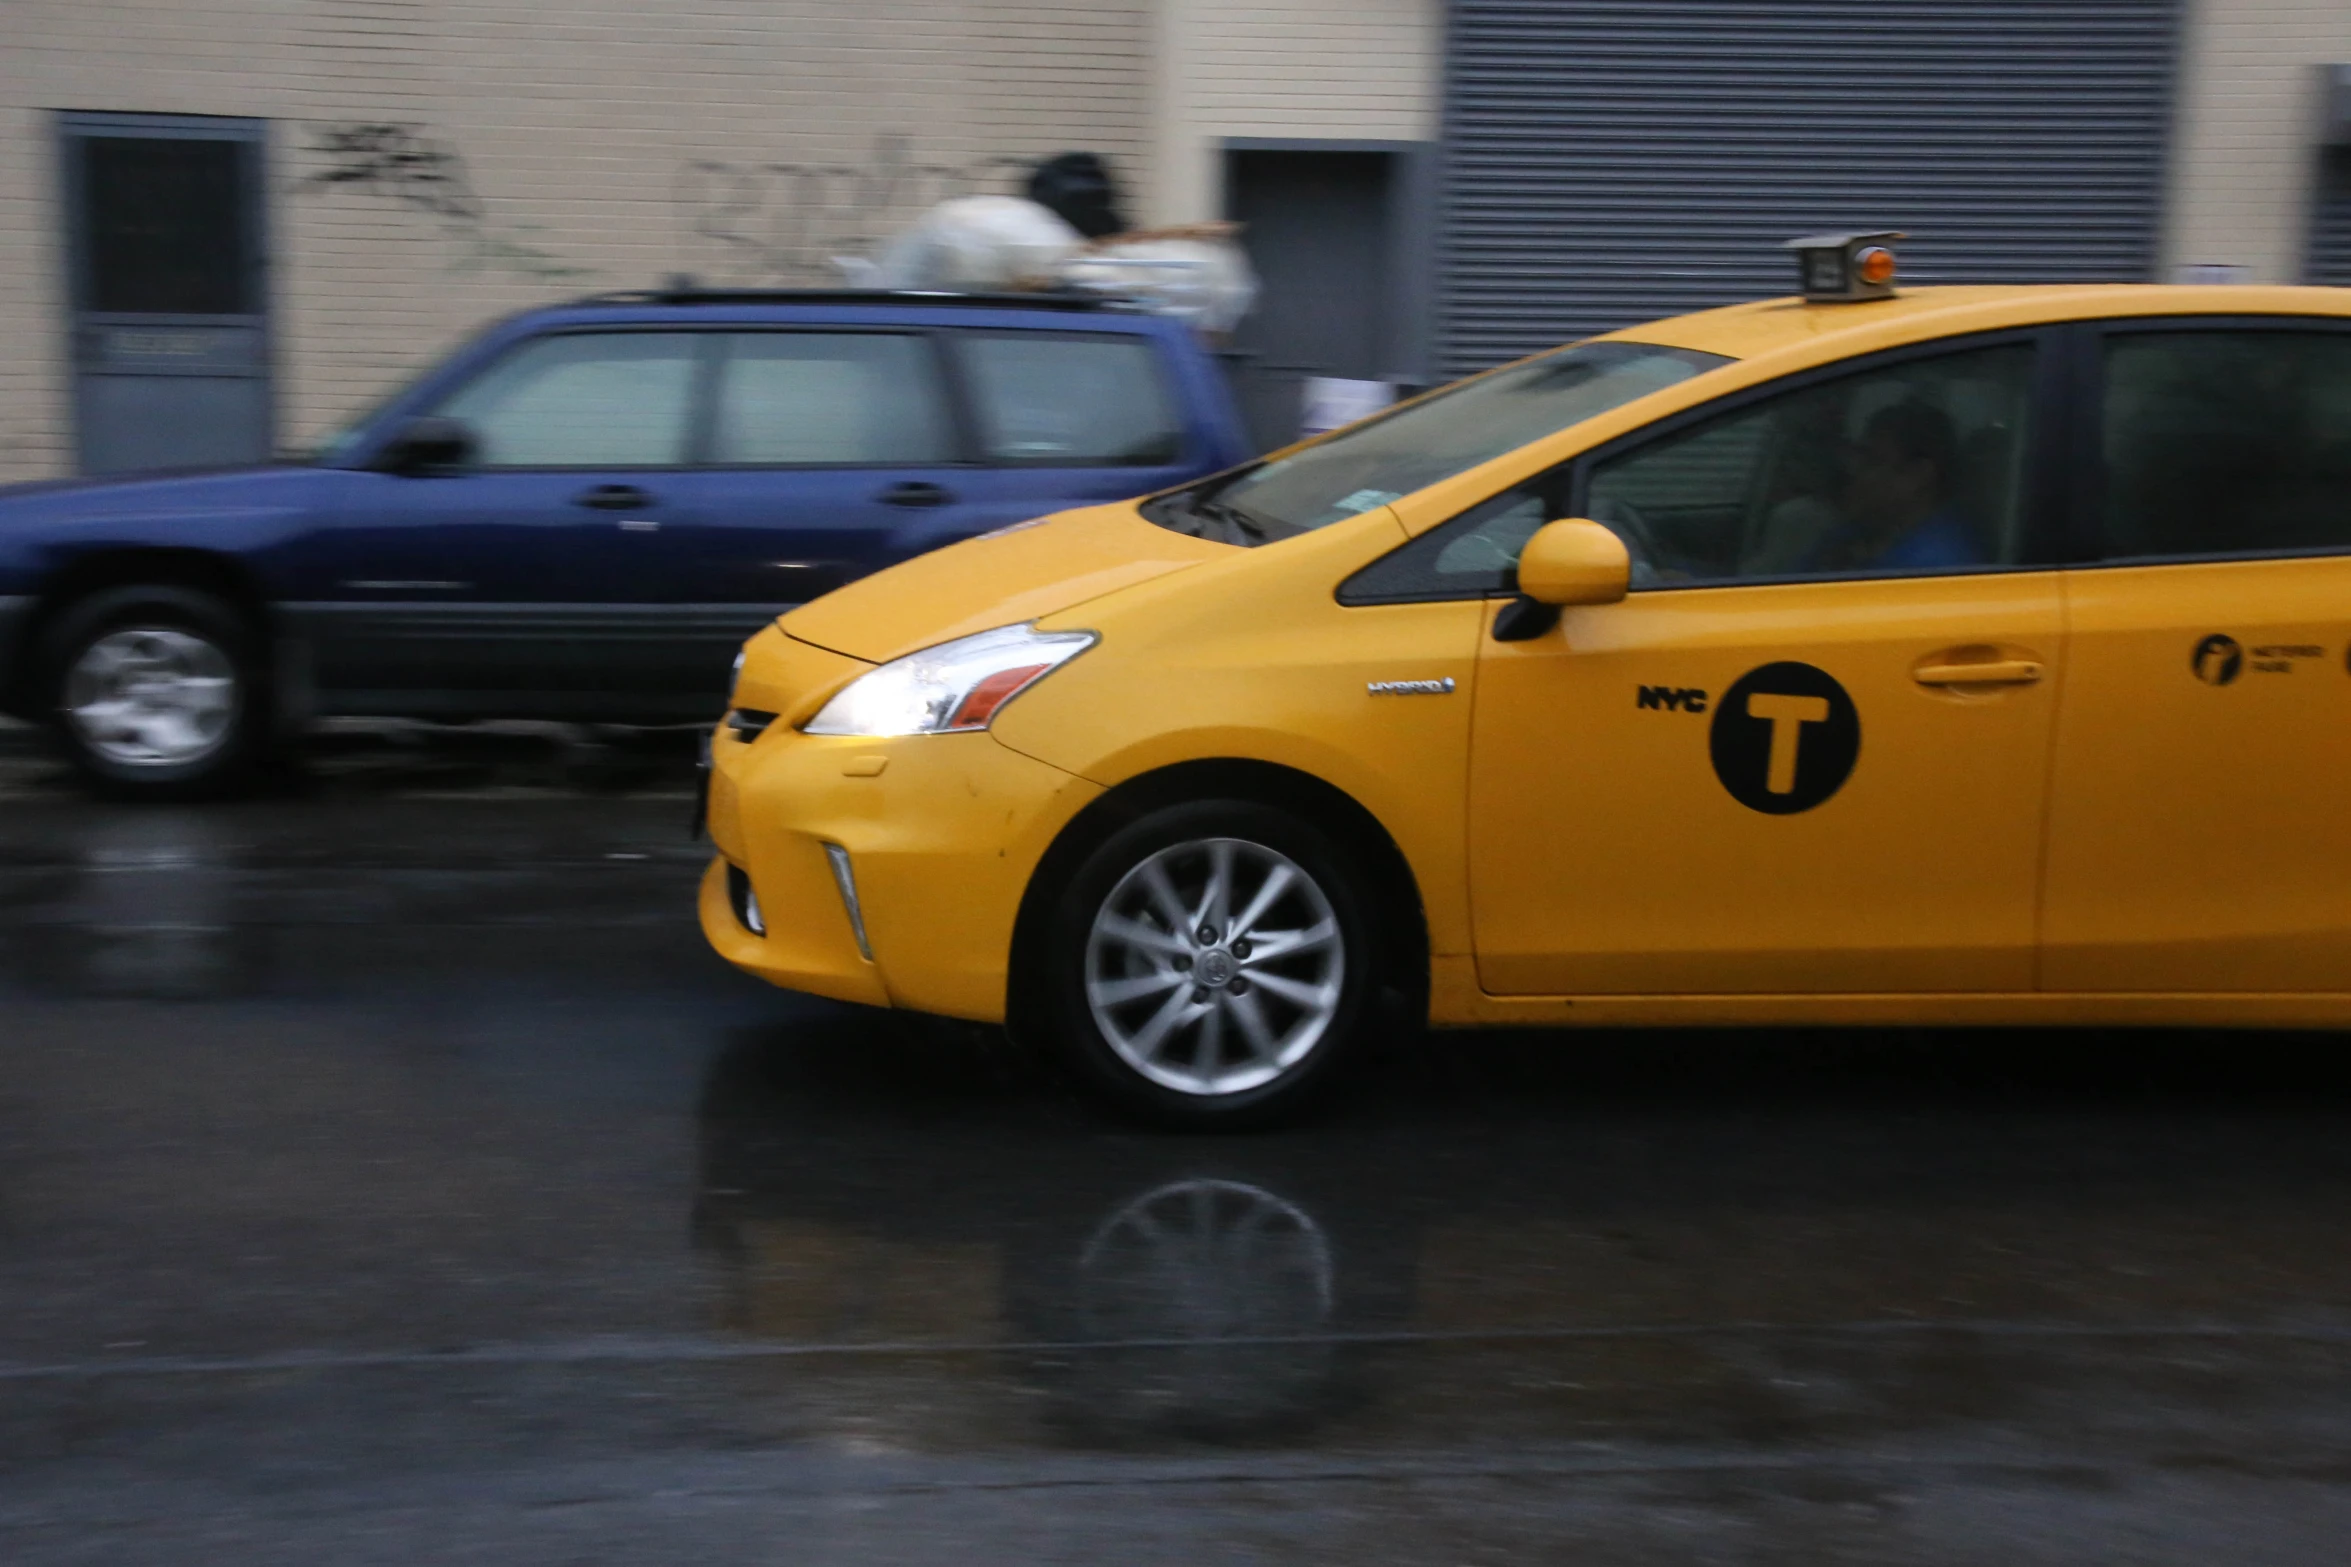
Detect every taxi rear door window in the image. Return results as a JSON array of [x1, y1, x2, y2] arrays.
[[2096, 327, 2351, 561]]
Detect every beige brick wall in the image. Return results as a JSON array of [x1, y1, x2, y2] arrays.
[[972, 0, 1152, 178], [0, 102, 65, 482], [1146, 0, 1440, 225], [2164, 0, 2351, 282], [0, 0, 1150, 482]]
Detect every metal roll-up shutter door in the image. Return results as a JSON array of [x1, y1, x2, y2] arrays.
[[2312, 151, 2351, 286], [1441, 1, 2181, 376]]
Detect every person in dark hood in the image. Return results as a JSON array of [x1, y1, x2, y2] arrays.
[[1027, 151, 1127, 239]]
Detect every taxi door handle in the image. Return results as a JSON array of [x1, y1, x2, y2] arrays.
[[1914, 659, 2043, 687]]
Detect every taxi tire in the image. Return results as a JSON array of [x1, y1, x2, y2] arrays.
[[38, 584, 271, 802], [1035, 799, 1377, 1130]]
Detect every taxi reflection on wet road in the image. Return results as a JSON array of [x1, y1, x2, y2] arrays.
[[690, 1015, 2351, 1473], [9, 778, 2351, 1559]]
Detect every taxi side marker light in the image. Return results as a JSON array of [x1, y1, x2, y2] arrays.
[[947, 662, 1054, 729], [824, 843, 874, 961]]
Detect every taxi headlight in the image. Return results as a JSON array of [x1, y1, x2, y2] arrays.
[[803, 623, 1096, 738]]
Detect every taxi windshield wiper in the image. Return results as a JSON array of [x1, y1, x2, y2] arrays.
[[1191, 494, 1272, 544], [1140, 480, 1282, 545]]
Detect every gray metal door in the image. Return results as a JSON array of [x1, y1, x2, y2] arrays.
[[61, 112, 272, 474], [2312, 150, 2351, 286], [1224, 147, 1397, 454], [1440, 0, 2181, 376]]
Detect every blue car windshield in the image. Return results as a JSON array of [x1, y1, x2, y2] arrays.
[[1146, 340, 1729, 545], [311, 377, 426, 464], [310, 323, 506, 464]]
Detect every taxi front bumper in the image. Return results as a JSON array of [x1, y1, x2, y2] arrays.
[[701, 717, 1102, 1022]]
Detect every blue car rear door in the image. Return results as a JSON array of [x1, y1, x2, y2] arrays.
[[663, 328, 983, 654]]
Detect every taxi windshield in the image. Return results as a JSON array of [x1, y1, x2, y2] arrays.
[[1147, 339, 1729, 544]]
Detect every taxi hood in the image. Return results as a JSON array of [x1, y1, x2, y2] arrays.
[[779, 502, 1231, 664]]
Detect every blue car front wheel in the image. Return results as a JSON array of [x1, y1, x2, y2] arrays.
[[41, 584, 270, 801]]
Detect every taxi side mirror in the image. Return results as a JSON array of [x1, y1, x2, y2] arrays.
[[1493, 518, 1629, 642], [1517, 518, 1630, 606]]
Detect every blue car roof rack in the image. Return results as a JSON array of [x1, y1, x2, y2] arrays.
[[573, 285, 1124, 312]]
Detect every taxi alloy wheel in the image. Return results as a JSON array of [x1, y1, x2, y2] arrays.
[[1045, 800, 1374, 1127]]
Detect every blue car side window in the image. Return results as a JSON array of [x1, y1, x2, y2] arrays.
[[959, 333, 1184, 466], [433, 333, 699, 468], [710, 333, 954, 466]]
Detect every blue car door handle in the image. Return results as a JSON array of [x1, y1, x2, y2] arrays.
[[573, 483, 655, 511], [877, 480, 954, 508]]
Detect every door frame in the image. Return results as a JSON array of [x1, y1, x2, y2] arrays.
[[1218, 137, 1439, 391], [56, 109, 275, 473]]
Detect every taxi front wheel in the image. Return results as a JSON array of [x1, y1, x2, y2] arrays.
[[1034, 800, 1377, 1128]]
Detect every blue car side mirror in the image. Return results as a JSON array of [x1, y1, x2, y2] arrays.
[[375, 416, 477, 476]]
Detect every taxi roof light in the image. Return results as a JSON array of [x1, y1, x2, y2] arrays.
[[1784, 230, 1906, 303]]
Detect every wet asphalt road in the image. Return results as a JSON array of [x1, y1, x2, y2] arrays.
[[7, 723, 2351, 1562]]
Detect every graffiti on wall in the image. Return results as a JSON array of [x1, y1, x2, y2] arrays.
[[673, 134, 1031, 284], [293, 126, 1044, 287], [295, 124, 591, 283]]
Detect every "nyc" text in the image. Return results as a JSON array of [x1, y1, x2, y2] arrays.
[[1636, 685, 1708, 713]]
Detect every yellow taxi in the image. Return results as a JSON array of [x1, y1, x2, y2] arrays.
[[702, 233, 2351, 1125]]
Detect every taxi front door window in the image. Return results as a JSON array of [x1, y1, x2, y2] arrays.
[[1582, 342, 2037, 586]]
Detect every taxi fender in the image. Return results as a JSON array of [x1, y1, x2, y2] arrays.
[[993, 718, 1469, 958], [982, 515, 1483, 961]]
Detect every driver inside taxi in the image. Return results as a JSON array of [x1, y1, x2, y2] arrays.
[[1606, 395, 1991, 584], [1809, 401, 1984, 571]]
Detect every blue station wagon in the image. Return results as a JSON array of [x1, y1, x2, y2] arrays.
[[0, 289, 1251, 796]]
